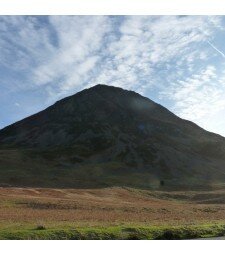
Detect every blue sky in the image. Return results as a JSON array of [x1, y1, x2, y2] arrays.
[[1, 16, 225, 136]]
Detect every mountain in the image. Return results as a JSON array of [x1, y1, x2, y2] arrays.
[[1, 84, 225, 189]]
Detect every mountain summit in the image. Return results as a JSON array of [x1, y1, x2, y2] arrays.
[[0, 84, 225, 189]]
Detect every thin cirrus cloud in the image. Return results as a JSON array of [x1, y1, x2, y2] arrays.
[[0, 16, 225, 136], [160, 66, 225, 131]]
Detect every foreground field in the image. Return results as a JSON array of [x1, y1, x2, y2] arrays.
[[1, 187, 225, 239]]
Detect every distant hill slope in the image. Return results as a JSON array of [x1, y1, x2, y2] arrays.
[[0, 84, 225, 189]]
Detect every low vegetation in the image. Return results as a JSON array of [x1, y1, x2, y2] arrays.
[[1, 224, 225, 240], [1, 187, 225, 239]]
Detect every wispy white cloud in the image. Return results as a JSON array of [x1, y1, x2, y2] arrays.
[[90, 16, 223, 94], [14, 102, 20, 107], [0, 15, 222, 95], [160, 65, 225, 135], [1, 16, 225, 135], [32, 16, 111, 95]]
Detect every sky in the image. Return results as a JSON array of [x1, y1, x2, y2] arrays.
[[1, 15, 225, 136]]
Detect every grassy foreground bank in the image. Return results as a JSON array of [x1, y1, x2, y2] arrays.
[[1, 224, 225, 240]]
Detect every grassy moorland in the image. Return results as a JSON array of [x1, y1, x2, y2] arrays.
[[2, 224, 225, 240], [1, 187, 225, 239]]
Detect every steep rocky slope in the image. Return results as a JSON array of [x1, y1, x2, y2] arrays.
[[0, 84, 225, 189]]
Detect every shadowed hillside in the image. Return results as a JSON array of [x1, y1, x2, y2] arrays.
[[0, 84, 225, 189]]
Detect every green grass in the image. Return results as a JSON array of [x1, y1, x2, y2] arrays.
[[1, 224, 225, 240]]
